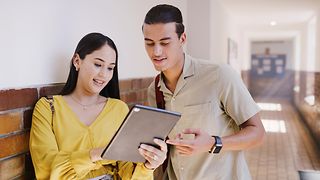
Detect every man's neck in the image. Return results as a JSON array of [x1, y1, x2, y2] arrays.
[[163, 55, 185, 93]]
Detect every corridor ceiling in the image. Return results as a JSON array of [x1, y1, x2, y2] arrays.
[[220, 0, 320, 26]]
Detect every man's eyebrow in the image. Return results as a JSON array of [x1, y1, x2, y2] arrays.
[[144, 38, 153, 41], [159, 37, 171, 41], [144, 37, 171, 41]]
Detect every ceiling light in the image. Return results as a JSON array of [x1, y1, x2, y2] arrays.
[[270, 21, 277, 26]]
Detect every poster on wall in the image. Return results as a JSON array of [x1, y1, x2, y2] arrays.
[[250, 54, 286, 77]]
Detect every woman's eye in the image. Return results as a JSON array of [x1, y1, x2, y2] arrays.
[[94, 63, 102, 67], [108, 67, 114, 71]]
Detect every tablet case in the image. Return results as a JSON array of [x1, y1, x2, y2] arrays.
[[101, 104, 181, 162]]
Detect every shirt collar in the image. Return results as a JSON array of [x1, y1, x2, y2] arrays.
[[156, 54, 195, 89]]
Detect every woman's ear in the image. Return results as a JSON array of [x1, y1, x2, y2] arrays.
[[73, 54, 81, 71]]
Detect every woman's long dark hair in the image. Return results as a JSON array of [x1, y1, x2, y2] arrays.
[[60, 32, 120, 99]]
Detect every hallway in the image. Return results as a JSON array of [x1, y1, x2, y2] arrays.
[[245, 98, 320, 180]]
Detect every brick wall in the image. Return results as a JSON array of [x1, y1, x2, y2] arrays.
[[293, 71, 320, 148], [0, 77, 154, 179], [248, 70, 294, 100]]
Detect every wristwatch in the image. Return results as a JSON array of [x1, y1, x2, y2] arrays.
[[209, 136, 223, 154]]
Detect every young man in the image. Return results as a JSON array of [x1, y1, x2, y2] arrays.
[[142, 4, 265, 180]]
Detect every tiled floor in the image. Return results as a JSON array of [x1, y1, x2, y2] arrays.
[[245, 98, 320, 180]]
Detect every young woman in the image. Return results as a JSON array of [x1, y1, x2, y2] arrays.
[[30, 33, 167, 180]]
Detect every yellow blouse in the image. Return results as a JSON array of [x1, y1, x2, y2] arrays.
[[30, 95, 153, 180]]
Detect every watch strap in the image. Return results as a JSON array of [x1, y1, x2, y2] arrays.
[[209, 136, 223, 154]]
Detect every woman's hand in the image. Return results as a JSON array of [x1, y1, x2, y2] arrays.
[[90, 147, 104, 162], [138, 138, 167, 170]]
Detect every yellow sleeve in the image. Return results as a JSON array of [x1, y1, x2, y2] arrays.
[[117, 161, 154, 180], [29, 98, 99, 180]]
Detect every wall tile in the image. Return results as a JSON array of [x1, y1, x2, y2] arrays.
[[249, 70, 294, 99], [141, 77, 154, 89], [23, 110, 33, 130], [294, 71, 320, 148], [0, 88, 38, 111], [0, 112, 22, 135], [39, 83, 65, 97], [0, 133, 29, 159], [119, 79, 132, 92], [131, 79, 142, 90], [0, 155, 24, 180]]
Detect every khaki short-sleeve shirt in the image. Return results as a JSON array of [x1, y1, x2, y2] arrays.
[[148, 55, 260, 180]]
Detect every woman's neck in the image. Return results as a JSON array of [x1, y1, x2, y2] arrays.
[[70, 89, 101, 105]]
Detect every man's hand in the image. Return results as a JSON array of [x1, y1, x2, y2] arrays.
[[166, 128, 215, 155]]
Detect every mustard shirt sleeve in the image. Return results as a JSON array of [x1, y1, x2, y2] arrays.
[[116, 161, 154, 180], [29, 98, 97, 180]]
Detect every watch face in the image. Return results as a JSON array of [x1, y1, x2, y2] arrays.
[[213, 145, 222, 153], [212, 136, 222, 153]]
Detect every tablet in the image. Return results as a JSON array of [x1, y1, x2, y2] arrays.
[[101, 104, 181, 163]]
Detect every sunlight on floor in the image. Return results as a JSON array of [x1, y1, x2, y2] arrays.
[[257, 102, 282, 111], [262, 119, 287, 133], [304, 95, 315, 106]]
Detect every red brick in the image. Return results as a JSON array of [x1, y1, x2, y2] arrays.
[[39, 83, 65, 97], [136, 90, 147, 101], [0, 133, 29, 158], [0, 88, 38, 111], [124, 92, 137, 104], [299, 71, 307, 101], [141, 77, 154, 89], [120, 92, 138, 104], [0, 155, 25, 180], [142, 101, 149, 106], [131, 79, 142, 90], [119, 79, 132, 92], [0, 112, 22, 134], [23, 110, 33, 129]]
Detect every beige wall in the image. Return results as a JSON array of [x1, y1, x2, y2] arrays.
[[0, 0, 187, 89]]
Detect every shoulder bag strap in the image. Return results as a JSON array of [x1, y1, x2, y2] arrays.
[[44, 95, 55, 130], [155, 74, 165, 109], [154, 74, 170, 178]]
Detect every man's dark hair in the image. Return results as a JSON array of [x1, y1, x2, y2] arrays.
[[60, 32, 120, 99], [143, 4, 185, 38]]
